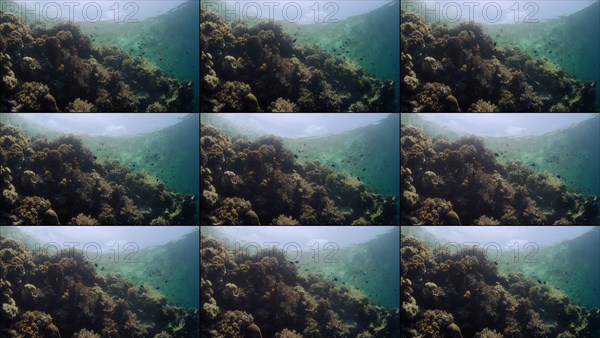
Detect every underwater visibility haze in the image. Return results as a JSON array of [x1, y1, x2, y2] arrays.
[[0, 226, 199, 337], [201, 1, 400, 112], [201, 225, 400, 337], [0, 1, 199, 112], [401, 113, 600, 225], [0, 113, 199, 225], [401, 226, 600, 337], [401, 1, 599, 112], [201, 113, 400, 225]]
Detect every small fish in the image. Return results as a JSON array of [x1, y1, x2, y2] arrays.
[[557, 175, 561, 179], [494, 152, 499, 157], [294, 155, 298, 159], [295, 260, 299, 263], [94, 263, 98, 267]]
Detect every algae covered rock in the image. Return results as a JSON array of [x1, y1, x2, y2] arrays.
[[201, 124, 398, 225], [0, 12, 194, 112], [200, 11, 395, 112], [0, 122, 197, 225]]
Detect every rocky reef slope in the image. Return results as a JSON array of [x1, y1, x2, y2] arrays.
[[201, 234, 399, 337], [0, 123, 196, 225], [201, 11, 395, 112], [401, 10, 597, 112], [201, 124, 398, 225], [401, 234, 600, 337], [401, 123, 599, 225], [0, 235, 199, 337], [0, 12, 193, 112]]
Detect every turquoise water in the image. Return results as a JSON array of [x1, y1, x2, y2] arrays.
[[1, 1, 199, 111], [79, 1, 200, 106], [401, 226, 600, 336], [1, 113, 199, 225], [201, 113, 400, 225], [401, 1, 599, 112], [401, 113, 600, 225], [0, 226, 199, 336], [201, 226, 400, 336], [201, 1, 399, 112]]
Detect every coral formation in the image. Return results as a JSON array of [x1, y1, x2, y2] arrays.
[[201, 11, 395, 112], [0, 235, 199, 337], [201, 124, 398, 225], [201, 234, 399, 337], [0, 123, 196, 225], [0, 12, 194, 112], [401, 123, 599, 224], [400, 10, 597, 112], [401, 234, 600, 337]]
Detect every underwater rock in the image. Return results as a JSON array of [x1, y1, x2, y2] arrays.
[[200, 11, 395, 112], [400, 10, 598, 112], [401, 234, 600, 337], [0, 12, 194, 112], [201, 234, 399, 337], [401, 123, 599, 225], [0, 235, 199, 337], [0, 123, 196, 225], [201, 124, 398, 225]]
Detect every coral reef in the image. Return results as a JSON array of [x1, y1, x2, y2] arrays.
[[401, 234, 600, 337], [401, 123, 599, 225], [0, 123, 196, 225], [201, 234, 399, 337], [0, 12, 194, 112], [201, 11, 395, 112], [0, 235, 198, 337], [400, 10, 597, 112], [201, 124, 398, 225]]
